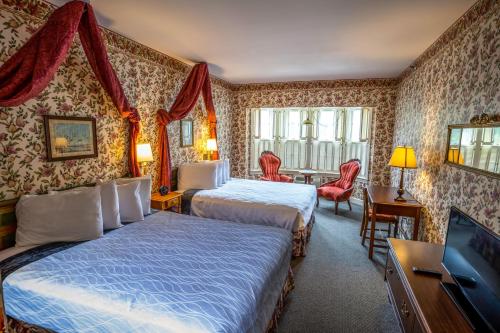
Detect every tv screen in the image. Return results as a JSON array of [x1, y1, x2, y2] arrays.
[[442, 207, 499, 332]]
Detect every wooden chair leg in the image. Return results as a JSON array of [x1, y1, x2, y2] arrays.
[[360, 210, 366, 236], [347, 200, 352, 211], [335, 201, 339, 215], [369, 206, 377, 259], [316, 197, 319, 207], [394, 219, 399, 238], [362, 218, 369, 246]]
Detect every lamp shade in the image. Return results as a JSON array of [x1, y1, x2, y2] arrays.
[[388, 146, 417, 169], [206, 138, 217, 151], [448, 148, 464, 164], [136, 143, 153, 163]]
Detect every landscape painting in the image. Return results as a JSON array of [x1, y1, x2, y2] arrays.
[[44, 116, 97, 161]]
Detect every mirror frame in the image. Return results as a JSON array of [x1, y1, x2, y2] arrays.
[[445, 122, 500, 179]]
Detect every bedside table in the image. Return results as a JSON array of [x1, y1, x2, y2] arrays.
[[151, 192, 182, 213]]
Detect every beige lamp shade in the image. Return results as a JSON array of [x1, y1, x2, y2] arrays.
[[54, 137, 69, 148], [137, 143, 153, 163], [388, 146, 417, 169], [206, 138, 217, 151], [448, 148, 464, 164]]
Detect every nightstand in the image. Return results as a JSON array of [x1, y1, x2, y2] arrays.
[[151, 192, 182, 213]]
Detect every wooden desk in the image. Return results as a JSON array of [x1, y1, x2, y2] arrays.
[[367, 185, 422, 259], [386, 239, 473, 333]]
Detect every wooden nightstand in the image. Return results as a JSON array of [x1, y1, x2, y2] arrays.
[[151, 192, 182, 213]]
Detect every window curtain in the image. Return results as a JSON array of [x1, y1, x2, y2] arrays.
[[157, 63, 218, 188], [0, 0, 141, 176]]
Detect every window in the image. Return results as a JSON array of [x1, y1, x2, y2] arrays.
[[250, 107, 372, 178]]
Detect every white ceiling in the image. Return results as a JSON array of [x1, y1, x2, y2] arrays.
[[49, 0, 476, 83]]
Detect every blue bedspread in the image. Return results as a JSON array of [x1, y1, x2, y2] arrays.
[[3, 212, 292, 333]]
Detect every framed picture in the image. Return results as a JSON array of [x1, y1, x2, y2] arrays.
[[180, 119, 193, 147], [43, 115, 97, 161]]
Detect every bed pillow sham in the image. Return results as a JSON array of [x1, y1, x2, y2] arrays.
[[96, 180, 122, 230], [178, 162, 218, 191], [116, 175, 152, 215], [15, 188, 103, 247], [116, 181, 144, 222], [50, 182, 122, 230], [201, 160, 225, 186], [224, 159, 230, 181]]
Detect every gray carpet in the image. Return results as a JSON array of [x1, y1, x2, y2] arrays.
[[277, 199, 401, 333]]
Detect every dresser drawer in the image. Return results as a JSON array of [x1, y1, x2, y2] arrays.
[[386, 251, 416, 333]]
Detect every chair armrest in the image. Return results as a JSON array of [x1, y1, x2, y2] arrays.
[[319, 178, 340, 188], [259, 176, 272, 181], [279, 175, 294, 183]]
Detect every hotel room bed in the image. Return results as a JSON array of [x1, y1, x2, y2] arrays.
[[184, 178, 317, 257], [1, 212, 293, 333]]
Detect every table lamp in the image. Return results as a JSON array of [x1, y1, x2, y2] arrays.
[[206, 138, 217, 161], [388, 146, 417, 201], [54, 137, 69, 153], [137, 143, 153, 175]]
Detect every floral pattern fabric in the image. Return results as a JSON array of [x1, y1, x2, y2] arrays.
[[0, 1, 233, 200], [393, 0, 500, 242]]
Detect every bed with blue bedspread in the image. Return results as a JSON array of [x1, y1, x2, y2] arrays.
[[1, 212, 293, 333]]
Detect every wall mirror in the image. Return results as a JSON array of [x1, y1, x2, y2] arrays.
[[180, 119, 193, 147], [446, 123, 500, 179]]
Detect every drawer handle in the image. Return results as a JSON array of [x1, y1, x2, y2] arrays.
[[400, 301, 410, 318], [387, 267, 394, 274]]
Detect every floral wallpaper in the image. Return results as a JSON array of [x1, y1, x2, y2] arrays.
[[230, 80, 399, 198], [392, 0, 500, 242], [0, 1, 233, 201]]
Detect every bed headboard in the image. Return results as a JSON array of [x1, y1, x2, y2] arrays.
[[0, 199, 17, 251]]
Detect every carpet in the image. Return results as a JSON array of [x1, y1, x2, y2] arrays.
[[277, 199, 401, 333]]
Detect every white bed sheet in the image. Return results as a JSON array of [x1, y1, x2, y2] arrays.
[[191, 178, 317, 231]]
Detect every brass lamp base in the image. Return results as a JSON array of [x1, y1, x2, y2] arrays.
[[394, 168, 407, 202]]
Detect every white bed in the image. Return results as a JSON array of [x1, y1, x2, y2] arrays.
[[190, 178, 316, 232]]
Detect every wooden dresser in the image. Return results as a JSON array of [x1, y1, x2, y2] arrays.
[[386, 238, 473, 333]]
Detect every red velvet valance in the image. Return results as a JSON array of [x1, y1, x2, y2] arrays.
[[157, 63, 219, 187], [0, 0, 141, 176]]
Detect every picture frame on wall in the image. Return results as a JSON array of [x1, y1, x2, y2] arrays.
[[43, 115, 98, 161], [180, 119, 194, 147]]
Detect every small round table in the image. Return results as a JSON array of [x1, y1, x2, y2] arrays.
[[300, 169, 317, 184]]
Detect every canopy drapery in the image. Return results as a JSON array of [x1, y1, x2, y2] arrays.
[[157, 63, 219, 188], [0, 0, 141, 176]]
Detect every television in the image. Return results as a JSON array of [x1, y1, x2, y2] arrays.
[[442, 206, 500, 333]]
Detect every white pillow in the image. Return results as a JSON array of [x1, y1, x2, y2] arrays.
[[51, 182, 122, 230], [15, 188, 103, 247], [116, 181, 144, 222], [201, 160, 224, 186], [116, 175, 152, 215], [224, 159, 230, 181], [178, 162, 218, 191], [96, 180, 122, 230]]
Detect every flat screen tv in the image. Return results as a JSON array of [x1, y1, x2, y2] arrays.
[[442, 206, 499, 333]]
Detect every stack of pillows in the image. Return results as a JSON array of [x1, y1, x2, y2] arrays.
[[177, 159, 230, 191], [15, 176, 152, 247]]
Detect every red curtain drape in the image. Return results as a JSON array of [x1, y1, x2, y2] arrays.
[[157, 63, 218, 187], [0, 0, 141, 176]]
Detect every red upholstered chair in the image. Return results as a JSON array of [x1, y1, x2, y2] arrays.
[[317, 159, 361, 214], [258, 151, 293, 183]]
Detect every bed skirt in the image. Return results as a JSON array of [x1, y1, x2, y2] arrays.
[[5, 268, 295, 333], [292, 214, 315, 257]]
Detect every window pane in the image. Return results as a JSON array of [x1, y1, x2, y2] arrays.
[[260, 108, 274, 139], [318, 109, 336, 141], [287, 110, 301, 140]]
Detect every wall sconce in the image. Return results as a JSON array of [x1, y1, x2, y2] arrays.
[[137, 143, 153, 175], [206, 138, 217, 161]]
